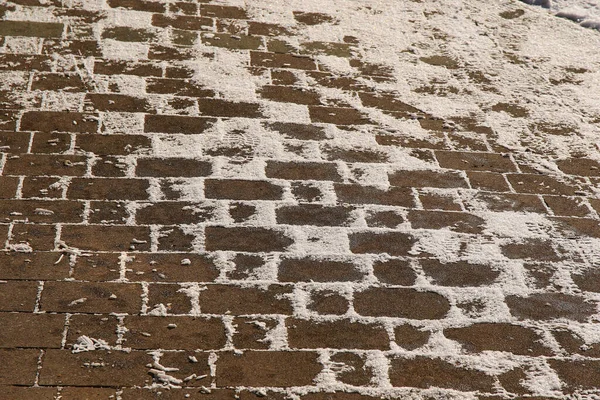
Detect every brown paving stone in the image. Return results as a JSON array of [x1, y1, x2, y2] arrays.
[[551, 216, 600, 239], [420, 259, 500, 287], [556, 158, 600, 177], [41, 281, 142, 313], [68, 178, 149, 200], [505, 293, 596, 322], [266, 160, 341, 181], [147, 283, 193, 314], [466, 171, 511, 192], [0, 199, 84, 223], [335, 184, 415, 206], [197, 284, 293, 315], [123, 315, 227, 350], [264, 121, 327, 140], [307, 290, 349, 315], [31, 72, 86, 92], [506, 173, 581, 196], [0, 313, 64, 348], [216, 351, 321, 387], [65, 314, 119, 348], [70, 252, 121, 281], [156, 226, 195, 252], [205, 179, 283, 200], [0, 252, 69, 280], [543, 195, 591, 217], [93, 59, 162, 76], [30, 132, 71, 154], [201, 4, 247, 19], [389, 356, 495, 391], [205, 226, 293, 252], [137, 202, 215, 225], [278, 256, 363, 282], [349, 231, 416, 256], [0, 280, 39, 312], [330, 352, 373, 386], [418, 190, 462, 211], [10, 223, 56, 250], [276, 204, 354, 226], [21, 177, 64, 199], [201, 33, 262, 50], [408, 210, 485, 234], [121, 389, 239, 399], [549, 359, 600, 393], [309, 106, 371, 125], [0, 349, 40, 385], [287, 318, 389, 350], [144, 114, 216, 134], [364, 209, 405, 228], [59, 387, 118, 400], [372, 258, 416, 286], [354, 288, 450, 319], [61, 225, 151, 251], [444, 323, 552, 355], [125, 253, 219, 282], [146, 78, 214, 97], [85, 93, 153, 113], [435, 151, 517, 172], [389, 169, 468, 189], [394, 324, 431, 350], [0, 131, 30, 153], [552, 328, 600, 357], [232, 316, 278, 349], [136, 158, 212, 177], [0, 387, 56, 400], [4, 154, 88, 176], [469, 192, 547, 213], [87, 201, 129, 225], [0, 20, 63, 37], [259, 85, 321, 105], [40, 349, 151, 386], [21, 111, 98, 133]]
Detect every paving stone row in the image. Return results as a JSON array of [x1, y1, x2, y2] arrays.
[[1, 0, 600, 398]]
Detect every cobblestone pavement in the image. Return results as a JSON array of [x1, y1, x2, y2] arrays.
[[1, 0, 600, 398]]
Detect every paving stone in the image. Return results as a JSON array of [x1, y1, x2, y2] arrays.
[[444, 323, 552, 355], [287, 318, 389, 350], [39, 349, 151, 386], [354, 288, 450, 319], [0, 280, 39, 312], [0, 349, 40, 385], [123, 316, 227, 350], [420, 259, 500, 287], [505, 293, 597, 322], [389, 356, 495, 391], [435, 151, 517, 172], [216, 351, 321, 387], [266, 160, 341, 181], [0, 20, 63, 38], [278, 256, 363, 282], [41, 281, 143, 313], [389, 170, 469, 189], [0, 313, 65, 348]]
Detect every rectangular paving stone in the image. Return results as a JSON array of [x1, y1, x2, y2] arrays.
[[0, 21, 63, 38], [0, 313, 65, 348], [216, 351, 321, 387], [41, 281, 143, 313], [39, 350, 151, 387], [0, 349, 40, 385]]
